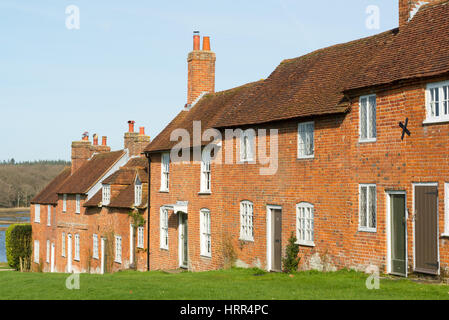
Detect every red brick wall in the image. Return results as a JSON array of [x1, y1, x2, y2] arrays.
[[148, 76, 449, 275], [31, 195, 148, 273]]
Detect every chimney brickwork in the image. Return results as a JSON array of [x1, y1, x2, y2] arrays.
[[187, 33, 216, 106]]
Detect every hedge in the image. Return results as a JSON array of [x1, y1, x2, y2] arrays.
[[5, 224, 32, 271]]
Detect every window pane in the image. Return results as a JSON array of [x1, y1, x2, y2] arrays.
[[369, 96, 376, 138], [369, 186, 376, 229], [360, 187, 367, 228], [360, 98, 367, 139]]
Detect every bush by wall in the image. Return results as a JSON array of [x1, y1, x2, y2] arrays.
[[282, 232, 300, 273], [5, 224, 32, 271]]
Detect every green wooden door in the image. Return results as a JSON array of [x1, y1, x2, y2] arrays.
[[391, 194, 406, 276]]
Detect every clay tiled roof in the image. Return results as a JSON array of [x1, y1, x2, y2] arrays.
[[58, 150, 125, 194], [83, 190, 102, 208], [31, 167, 71, 205], [124, 157, 148, 169], [102, 168, 136, 185], [346, 1, 449, 91], [144, 81, 264, 153], [145, 31, 395, 152], [84, 156, 148, 209]]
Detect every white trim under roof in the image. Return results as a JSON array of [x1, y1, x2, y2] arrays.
[[86, 150, 130, 200]]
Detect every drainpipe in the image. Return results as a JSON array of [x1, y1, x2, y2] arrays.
[[145, 152, 151, 271]]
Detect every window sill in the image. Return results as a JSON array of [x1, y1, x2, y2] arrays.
[[200, 254, 212, 259], [358, 138, 377, 144], [74, 258, 80, 262], [239, 238, 254, 243], [440, 233, 449, 238], [160, 247, 169, 251], [423, 118, 449, 125], [297, 155, 314, 160], [296, 241, 315, 247], [358, 228, 377, 233], [92, 256, 99, 260], [159, 190, 169, 193], [198, 191, 212, 195], [114, 260, 122, 264]]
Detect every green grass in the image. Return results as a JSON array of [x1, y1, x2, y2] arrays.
[[0, 268, 448, 300]]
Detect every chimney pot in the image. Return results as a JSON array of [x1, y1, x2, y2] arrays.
[[93, 134, 98, 146], [139, 127, 145, 135], [128, 120, 135, 133], [82, 132, 89, 141], [193, 31, 200, 50], [203, 36, 211, 51], [102, 136, 107, 146]]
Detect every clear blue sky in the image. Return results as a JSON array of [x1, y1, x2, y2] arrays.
[[0, 0, 398, 161]]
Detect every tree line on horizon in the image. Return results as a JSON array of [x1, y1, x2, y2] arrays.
[[0, 160, 71, 208]]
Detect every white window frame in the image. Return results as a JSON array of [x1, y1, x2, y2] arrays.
[[93, 234, 99, 259], [34, 204, 40, 223], [62, 232, 66, 257], [102, 185, 111, 206], [75, 194, 81, 214], [359, 184, 377, 232], [240, 129, 255, 162], [47, 205, 51, 226], [137, 226, 144, 248], [34, 240, 39, 263], [115, 235, 122, 263], [161, 153, 170, 192], [359, 94, 377, 142], [46, 240, 50, 263], [297, 121, 315, 159], [134, 179, 142, 206], [424, 80, 449, 124], [74, 234, 80, 261], [296, 202, 315, 246], [160, 207, 169, 249], [62, 194, 67, 212], [200, 150, 211, 193], [200, 209, 212, 257], [240, 201, 254, 241]]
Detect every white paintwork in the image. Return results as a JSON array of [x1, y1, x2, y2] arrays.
[[67, 234, 72, 273], [50, 243, 55, 273], [100, 238, 106, 274], [385, 191, 408, 276], [129, 224, 134, 265], [266, 205, 282, 272], [87, 149, 130, 200]]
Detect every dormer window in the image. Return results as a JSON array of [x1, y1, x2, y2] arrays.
[[134, 178, 142, 206], [102, 185, 111, 206]]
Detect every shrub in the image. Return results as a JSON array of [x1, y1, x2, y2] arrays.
[[5, 223, 32, 271], [282, 232, 300, 273]]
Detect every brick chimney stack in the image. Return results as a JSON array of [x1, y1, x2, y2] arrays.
[[71, 133, 93, 174], [91, 133, 111, 154], [399, 0, 435, 28], [186, 31, 216, 107], [124, 121, 150, 156]]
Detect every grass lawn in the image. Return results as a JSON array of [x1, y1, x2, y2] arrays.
[[0, 268, 448, 300]]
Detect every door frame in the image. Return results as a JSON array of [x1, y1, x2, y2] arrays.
[[178, 212, 188, 269], [266, 205, 282, 272], [386, 190, 408, 277], [412, 182, 440, 275], [100, 237, 106, 274], [67, 234, 72, 273], [50, 242, 55, 273]]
